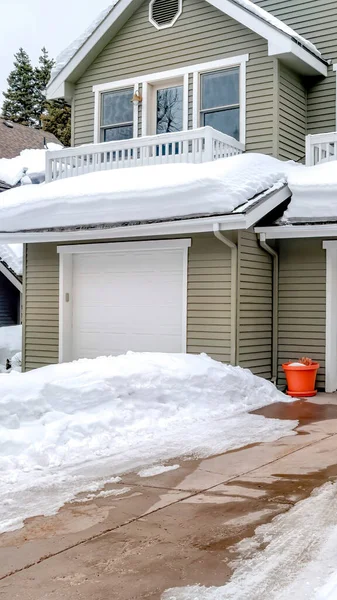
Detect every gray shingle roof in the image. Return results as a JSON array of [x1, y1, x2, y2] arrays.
[[0, 119, 60, 159]]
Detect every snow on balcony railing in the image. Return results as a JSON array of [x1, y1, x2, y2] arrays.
[[45, 127, 245, 183], [306, 132, 337, 166]]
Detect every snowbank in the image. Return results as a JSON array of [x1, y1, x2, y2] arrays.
[[0, 243, 23, 275], [162, 481, 337, 600], [0, 352, 296, 533], [0, 143, 62, 187], [284, 161, 337, 222], [0, 325, 22, 366], [0, 154, 288, 231]]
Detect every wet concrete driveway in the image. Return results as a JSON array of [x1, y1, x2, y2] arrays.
[[1, 392, 337, 599]]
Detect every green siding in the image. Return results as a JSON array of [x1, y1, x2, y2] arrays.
[[255, 0, 337, 134], [23, 235, 232, 370], [277, 62, 307, 162], [74, 0, 276, 154], [277, 238, 326, 389], [237, 230, 273, 379]]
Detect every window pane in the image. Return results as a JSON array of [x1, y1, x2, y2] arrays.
[[201, 69, 239, 110], [102, 89, 133, 126], [103, 124, 134, 142], [157, 85, 183, 134], [203, 108, 240, 140]]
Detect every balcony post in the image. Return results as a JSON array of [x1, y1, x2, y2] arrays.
[[305, 135, 314, 166], [203, 127, 214, 162], [45, 152, 53, 183]]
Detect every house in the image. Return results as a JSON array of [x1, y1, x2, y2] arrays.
[[0, 0, 336, 391], [0, 245, 22, 327], [0, 119, 59, 160]]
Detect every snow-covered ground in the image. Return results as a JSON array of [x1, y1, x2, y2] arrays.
[[0, 325, 22, 369], [162, 482, 337, 600], [0, 352, 296, 534]]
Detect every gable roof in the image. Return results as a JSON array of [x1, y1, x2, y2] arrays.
[[0, 119, 60, 160], [0, 244, 23, 292], [47, 0, 328, 100]]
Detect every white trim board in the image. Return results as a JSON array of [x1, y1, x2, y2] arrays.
[[58, 237, 191, 362], [255, 224, 337, 240], [46, 0, 326, 101], [323, 241, 337, 392], [0, 263, 22, 293]]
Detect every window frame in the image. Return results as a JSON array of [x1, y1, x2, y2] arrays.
[[100, 87, 135, 143], [199, 68, 240, 140]]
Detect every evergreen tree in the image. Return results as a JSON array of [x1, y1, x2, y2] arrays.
[[34, 47, 55, 125], [42, 99, 71, 146], [2, 48, 36, 125]]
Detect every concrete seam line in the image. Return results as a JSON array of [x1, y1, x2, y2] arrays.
[[1, 431, 334, 581]]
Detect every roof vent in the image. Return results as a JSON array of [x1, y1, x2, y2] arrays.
[[149, 0, 182, 30]]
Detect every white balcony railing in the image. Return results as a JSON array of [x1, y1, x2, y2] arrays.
[[306, 132, 337, 166], [45, 127, 245, 183]]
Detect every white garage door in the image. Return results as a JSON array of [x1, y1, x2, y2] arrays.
[[67, 241, 190, 360]]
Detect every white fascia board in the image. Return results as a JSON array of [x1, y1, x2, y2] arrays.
[[0, 263, 22, 293], [268, 41, 327, 76], [0, 215, 247, 244], [244, 185, 290, 228], [58, 239, 191, 254], [255, 224, 337, 239]]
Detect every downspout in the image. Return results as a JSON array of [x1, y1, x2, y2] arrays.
[[259, 233, 279, 385], [213, 224, 237, 365]]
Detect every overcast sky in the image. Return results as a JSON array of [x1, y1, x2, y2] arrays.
[[0, 0, 110, 103]]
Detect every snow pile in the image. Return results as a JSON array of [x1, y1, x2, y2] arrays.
[[0, 325, 22, 367], [138, 464, 180, 478], [0, 143, 62, 187], [235, 0, 321, 57], [162, 481, 337, 600], [50, 3, 117, 83], [0, 154, 288, 231], [0, 243, 23, 275], [0, 352, 296, 533], [284, 161, 337, 222]]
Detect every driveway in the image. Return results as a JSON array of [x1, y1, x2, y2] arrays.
[[1, 393, 337, 599]]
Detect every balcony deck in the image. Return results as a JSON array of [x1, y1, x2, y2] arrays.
[[306, 132, 337, 166], [45, 127, 245, 183]]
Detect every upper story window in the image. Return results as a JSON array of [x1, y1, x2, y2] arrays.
[[101, 88, 133, 142], [200, 68, 240, 141]]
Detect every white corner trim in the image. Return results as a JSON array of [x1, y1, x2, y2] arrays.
[[149, 0, 183, 30], [59, 252, 73, 363], [57, 239, 192, 255], [0, 263, 22, 293], [323, 240, 337, 249], [324, 244, 337, 392], [181, 245, 188, 352]]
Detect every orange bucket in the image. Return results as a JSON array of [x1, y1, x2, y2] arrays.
[[282, 362, 320, 397]]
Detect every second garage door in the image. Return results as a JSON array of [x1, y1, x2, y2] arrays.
[[70, 242, 189, 360]]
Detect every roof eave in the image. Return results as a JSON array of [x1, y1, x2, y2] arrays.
[[47, 0, 326, 101], [255, 223, 337, 239]]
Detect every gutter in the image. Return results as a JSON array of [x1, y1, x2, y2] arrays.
[[213, 223, 237, 366], [259, 233, 278, 384]]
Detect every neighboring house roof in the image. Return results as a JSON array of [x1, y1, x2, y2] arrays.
[[0, 244, 23, 292], [47, 0, 328, 101], [0, 119, 60, 159]]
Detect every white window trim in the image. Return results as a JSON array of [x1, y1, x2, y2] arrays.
[[323, 240, 337, 393], [93, 54, 248, 142], [94, 84, 139, 144], [57, 239, 191, 362], [149, 0, 183, 30]]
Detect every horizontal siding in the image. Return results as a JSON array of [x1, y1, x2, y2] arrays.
[[24, 235, 232, 370], [254, 0, 337, 134], [24, 243, 59, 370], [278, 238, 326, 389], [74, 0, 275, 154], [278, 62, 306, 162], [237, 231, 272, 379]]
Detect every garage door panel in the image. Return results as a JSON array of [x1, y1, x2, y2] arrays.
[[71, 247, 187, 359]]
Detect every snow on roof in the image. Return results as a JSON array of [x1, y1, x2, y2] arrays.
[[0, 244, 23, 277], [50, 0, 321, 87], [50, 3, 118, 83], [0, 143, 62, 187], [233, 0, 321, 57], [0, 154, 288, 232]]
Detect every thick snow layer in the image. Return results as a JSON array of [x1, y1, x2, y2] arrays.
[[162, 482, 337, 600], [0, 154, 287, 231], [0, 243, 23, 275], [50, 3, 117, 83], [0, 352, 296, 533], [0, 325, 22, 366], [284, 161, 337, 222], [234, 0, 320, 57], [0, 143, 62, 187]]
